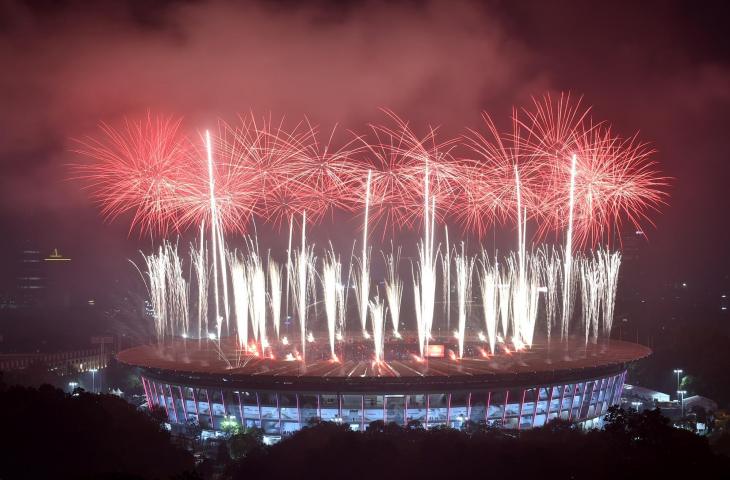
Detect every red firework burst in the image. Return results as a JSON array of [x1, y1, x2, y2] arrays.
[[537, 126, 668, 247], [357, 110, 461, 236], [517, 94, 668, 247], [275, 121, 366, 224], [207, 114, 301, 232], [456, 113, 543, 237], [71, 113, 192, 235], [72, 95, 668, 245]]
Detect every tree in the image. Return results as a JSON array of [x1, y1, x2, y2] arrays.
[[366, 419, 385, 433], [0, 384, 195, 479], [224, 410, 728, 480], [406, 419, 424, 430], [228, 428, 264, 460], [149, 403, 169, 426]]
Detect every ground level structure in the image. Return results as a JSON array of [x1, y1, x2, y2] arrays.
[[118, 336, 650, 439]]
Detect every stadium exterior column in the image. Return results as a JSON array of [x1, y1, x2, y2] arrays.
[[277, 394, 282, 434], [204, 389, 214, 427], [531, 387, 540, 427], [485, 391, 491, 423], [167, 384, 179, 423], [191, 387, 200, 423], [518, 389, 526, 429], [502, 390, 509, 426], [178, 386, 186, 421], [236, 391, 244, 425], [255, 392, 263, 427]]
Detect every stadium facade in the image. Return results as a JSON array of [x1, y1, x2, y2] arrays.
[[118, 337, 649, 439]]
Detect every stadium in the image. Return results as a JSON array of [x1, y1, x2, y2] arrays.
[[89, 98, 663, 441], [118, 335, 650, 440]]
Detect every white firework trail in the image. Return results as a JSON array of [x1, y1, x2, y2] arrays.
[[580, 256, 602, 344], [523, 258, 541, 348], [142, 246, 167, 342], [336, 271, 346, 341], [166, 244, 190, 338], [511, 166, 532, 347], [321, 248, 342, 360], [497, 268, 511, 340], [229, 253, 249, 350], [539, 247, 561, 341], [413, 167, 438, 358], [204, 130, 223, 340], [369, 294, 387, 363], [506, 250, 542, 348], [192, 225, 209, 345], [507, 254, 525, 346], [139, 243, 189, 343], [285, 215, 293, 324], [268, 258, 282, 340], [561, 153, 578, 339], [478, 253, 498, 354], [354, 170, 372, 336], [138, 239, 624, 355], [598, 249, 621, 336], [441, 227, 451, 330], [217, 223, 230, 336], [247, 248, 267, 350], [454, 242, 474, 358], [290, 212, 315, 359], [384, 246, 403, 338]]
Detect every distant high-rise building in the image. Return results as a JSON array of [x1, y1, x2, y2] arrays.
[[16, 247, 45, 306], [15, 247, 74, 308]]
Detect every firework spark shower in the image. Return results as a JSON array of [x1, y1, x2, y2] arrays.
[[72, 93, 667, 366]]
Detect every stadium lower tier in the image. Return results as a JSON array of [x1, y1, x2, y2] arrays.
[[140, 370, 626, 437]]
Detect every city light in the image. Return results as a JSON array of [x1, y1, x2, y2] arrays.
[[677, 390, 687, 417], [673, 369, 683, 399]]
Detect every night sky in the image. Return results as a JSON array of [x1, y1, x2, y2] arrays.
[[1, 0, 729, 301]]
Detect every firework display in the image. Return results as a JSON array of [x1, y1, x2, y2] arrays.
[[74, 95, 665, 242], [74, 93, 667, 367]]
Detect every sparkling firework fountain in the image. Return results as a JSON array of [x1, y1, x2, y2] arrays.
[[321, 248, 343, 361], [454, 242, 474, 358], [370, 295, 387, 363], [478, 253, 498, 354], [354, 171, 372, 338], [229, 252, 249, 350], [290, 213, 315, 360], [412, 165, 438, 359], [384, 246, 403, 339], [561, 154, 578, 339], [268, 258, 282, 340]]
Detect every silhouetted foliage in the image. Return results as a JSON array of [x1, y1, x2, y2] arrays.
[[1, 360, 65, 389], [103, 357, 144, 394], [712, 431, 730, 458], [228, 428, 264, 460], [226, 407, 727, 480], [149, 403, 169, 425], [0, 383, 195, 479]]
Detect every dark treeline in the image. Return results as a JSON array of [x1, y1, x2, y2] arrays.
[[0, 376, 194, 479], [227, 411, 729, 480], [0, 376, 728, 480]]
